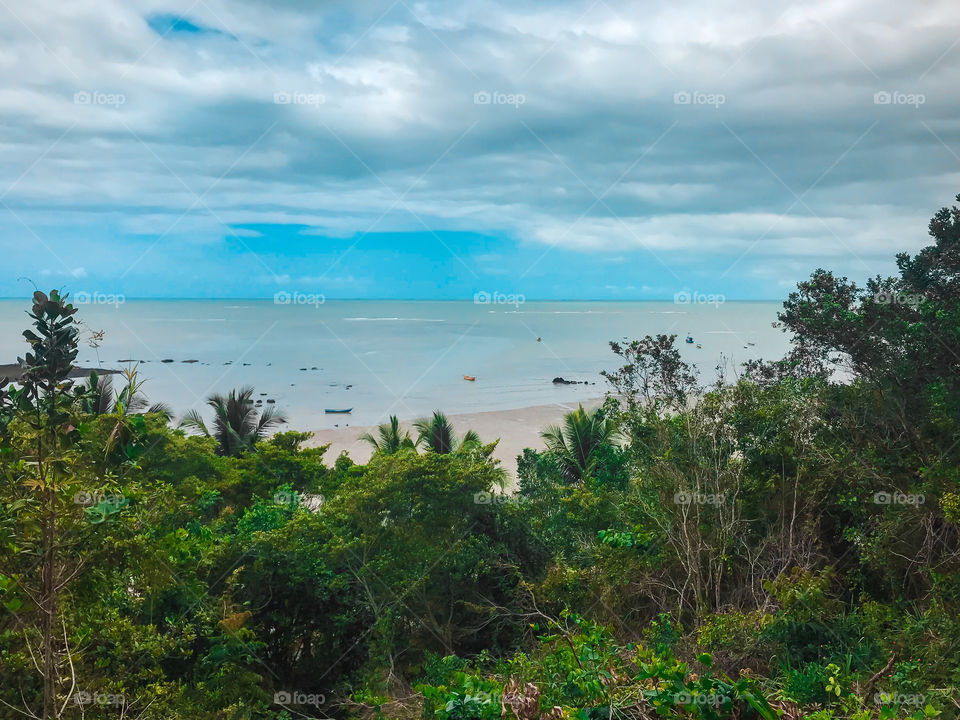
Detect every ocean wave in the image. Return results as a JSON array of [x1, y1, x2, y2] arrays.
[[501, 311, 624, 315], [344, 317, 446, 322]]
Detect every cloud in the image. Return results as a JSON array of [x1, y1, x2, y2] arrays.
[[1, 0, 958, 298], [40, 267, 88, 279]]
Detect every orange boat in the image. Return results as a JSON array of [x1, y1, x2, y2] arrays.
[[463, 375, 476, 381]]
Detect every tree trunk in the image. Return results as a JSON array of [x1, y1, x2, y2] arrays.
[[41, 477, 57, 718]]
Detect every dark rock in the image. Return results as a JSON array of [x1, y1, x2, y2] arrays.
[[161, 359, 174, 363], [182, 359, 198, 363], [266, 399, 275, 403]]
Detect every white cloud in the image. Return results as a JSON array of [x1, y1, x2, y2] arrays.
[[1, 0, 958, 296]]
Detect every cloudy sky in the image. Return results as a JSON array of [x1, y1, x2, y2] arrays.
[[1, 0, 958, 299]]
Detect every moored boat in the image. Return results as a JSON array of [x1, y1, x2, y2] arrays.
[[325, 408, 352, 414]]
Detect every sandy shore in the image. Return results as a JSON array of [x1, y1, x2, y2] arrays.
[[305, 398, 606, 479]]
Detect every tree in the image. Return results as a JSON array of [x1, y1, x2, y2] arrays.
[[0, 291, 87, 719], [359, 415, 416, 455], [414, 411, 481, 455], [602, 334, 699, 413], [81, 367, 171, 419], [179, 387, 286, 456], [540, 404, 620, 484], [776, 192, 960, 601]]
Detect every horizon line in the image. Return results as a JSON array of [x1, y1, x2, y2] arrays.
[[0, 296, 786, 303]]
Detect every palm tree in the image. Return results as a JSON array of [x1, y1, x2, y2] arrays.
[[179, 386, 286, 456], [82, 368, 171, 419], [413, 411, 481, 454], [360, 415, 416, 455], [541, 404, 619, 483]]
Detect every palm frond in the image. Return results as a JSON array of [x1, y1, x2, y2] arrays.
[[179, 408, 210, 436], [146, 402, 173, 420]]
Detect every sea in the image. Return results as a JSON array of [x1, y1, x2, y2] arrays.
[[0, 300, 791, 429]]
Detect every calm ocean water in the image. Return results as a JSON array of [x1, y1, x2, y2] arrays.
[[0, 300, 790, 429]]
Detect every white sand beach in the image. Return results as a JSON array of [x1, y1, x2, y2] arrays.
[[305, 398, 607, 479]]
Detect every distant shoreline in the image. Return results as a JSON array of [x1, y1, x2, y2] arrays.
[[0, 298, 787, 303], [0, 363, 119, 383]]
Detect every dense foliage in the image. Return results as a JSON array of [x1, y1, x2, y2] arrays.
[[2, 196, 960, 718]]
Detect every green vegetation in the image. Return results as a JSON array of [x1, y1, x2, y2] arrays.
[[2, 195, 960, 718]]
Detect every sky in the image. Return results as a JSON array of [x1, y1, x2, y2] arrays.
[[1, 0, 959, 300]]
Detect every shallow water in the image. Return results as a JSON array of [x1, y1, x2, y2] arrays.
[[0, 299, 790, 429]]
